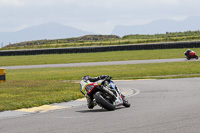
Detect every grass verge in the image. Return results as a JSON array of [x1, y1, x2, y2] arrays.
[[1, 48, 200, 66], [0, 61, 200, 111], [0, 80, 82, 111]]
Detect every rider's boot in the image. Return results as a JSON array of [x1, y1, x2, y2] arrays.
[[85, 93, 95, 109]]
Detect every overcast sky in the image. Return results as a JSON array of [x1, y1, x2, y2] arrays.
[[0, 0, 200, 34]]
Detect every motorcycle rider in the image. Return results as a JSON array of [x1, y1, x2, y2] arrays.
[[80, 75, 127, 109], [184, 49, 192, 56], [184, 49, 198, 59]]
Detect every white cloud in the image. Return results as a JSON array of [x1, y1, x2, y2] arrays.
[[0, 0, 200, 34], [0, 0, 24, 7], [155, 0, 179, 5]]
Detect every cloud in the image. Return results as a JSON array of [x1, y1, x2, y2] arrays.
[[0, 0, 200, 34], [0, 0, 24, 7]]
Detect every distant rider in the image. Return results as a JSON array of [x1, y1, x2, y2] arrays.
[[80, 75, 127, 109], [184, 49, 192, 57], [184, 49, 197, 58]]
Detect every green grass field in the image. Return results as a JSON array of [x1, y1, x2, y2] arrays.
[[1, 48, 200, 66], [1, 61, 200, 111]]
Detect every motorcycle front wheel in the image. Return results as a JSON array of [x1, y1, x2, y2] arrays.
[[94, 92, 115, 111], [123, 100, 131, 107], [187, 56, 190, 60]]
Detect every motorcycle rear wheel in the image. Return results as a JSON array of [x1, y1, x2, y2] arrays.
[[94, 92, 115, 111]]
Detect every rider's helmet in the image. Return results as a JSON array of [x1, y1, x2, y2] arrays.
[[185, 49, 191, 54], [82, 75, 90, 81]]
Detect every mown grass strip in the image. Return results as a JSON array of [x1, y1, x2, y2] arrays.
[[1, 48, 200, 66], [7, 61, 200, 80], [0, 61, 200, 111], [0, 80, 82, 111]]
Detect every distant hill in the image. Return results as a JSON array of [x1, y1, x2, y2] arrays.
[[0, 22, 92, 46], [112, 16, 200, 36], [5, 35, 120, 48]]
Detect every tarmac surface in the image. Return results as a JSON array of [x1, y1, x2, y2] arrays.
[[2, 58, 200, 70], [1, 78, 200, 133]]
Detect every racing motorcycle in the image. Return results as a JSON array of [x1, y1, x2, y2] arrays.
[[184, 51, 198, 60], [80, 77, 130, 111]]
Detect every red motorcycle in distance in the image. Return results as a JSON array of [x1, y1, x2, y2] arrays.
[[184, 49, 198, 60]]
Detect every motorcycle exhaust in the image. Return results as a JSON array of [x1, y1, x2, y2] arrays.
[[101, 86, 116, 100]]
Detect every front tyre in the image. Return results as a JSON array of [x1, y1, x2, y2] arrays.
[[187, 56, 190, 60], [94, 92, 115, 111], [123, 100, 131, 107], [122, 96, 131, 107]]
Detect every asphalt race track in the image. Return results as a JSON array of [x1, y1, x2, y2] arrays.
[[1, 78, 200, 133], [3, 58, 200, 70]]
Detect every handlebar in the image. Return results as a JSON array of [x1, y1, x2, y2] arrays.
[[101, 76, 112, 86]]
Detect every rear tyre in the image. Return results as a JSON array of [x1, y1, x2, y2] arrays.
[[94, 92, 115, 111], [195, 55, 198, 60]]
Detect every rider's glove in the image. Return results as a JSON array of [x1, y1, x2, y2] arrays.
[[98, 75, 112, 80], [98, 75, 106, 79]]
